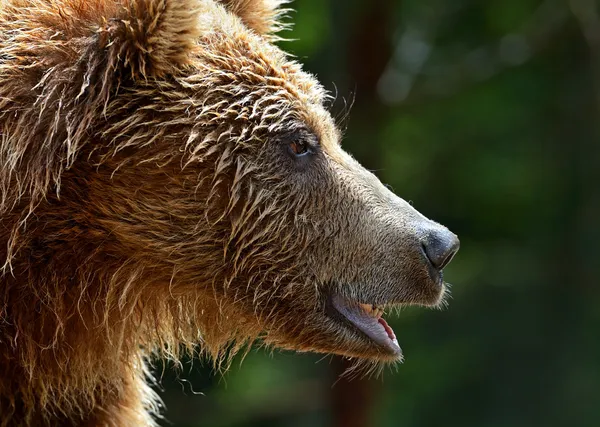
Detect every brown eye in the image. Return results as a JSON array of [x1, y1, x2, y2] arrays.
[[289, 141, 309, 156]]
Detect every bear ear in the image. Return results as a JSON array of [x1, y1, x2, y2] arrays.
[[97, 0, 289, 78], [99, 0, 204, 78], [218, 0, 290, 38]]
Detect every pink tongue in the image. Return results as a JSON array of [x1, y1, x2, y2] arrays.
[[378, 317, 396, 341]]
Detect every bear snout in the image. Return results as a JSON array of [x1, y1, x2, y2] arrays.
[[419, 225, 460, 271]]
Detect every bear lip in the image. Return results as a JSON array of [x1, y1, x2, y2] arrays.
[[331, 294, 402, 356]]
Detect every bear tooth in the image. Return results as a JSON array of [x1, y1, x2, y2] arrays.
[[359, 303, 384, 318]]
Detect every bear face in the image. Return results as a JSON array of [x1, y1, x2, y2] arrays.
[[0, 0, 458, 423]]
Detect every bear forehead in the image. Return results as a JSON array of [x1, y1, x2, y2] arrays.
[[190, 31, 338, 145]]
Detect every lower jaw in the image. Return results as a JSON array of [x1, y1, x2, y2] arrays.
[[330, 294, 403, 357]]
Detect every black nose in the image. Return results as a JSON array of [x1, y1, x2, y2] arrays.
[[421, 227, 460, 270]]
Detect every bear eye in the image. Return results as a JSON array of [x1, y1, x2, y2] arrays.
[[288, 140, 310, 157], [281, 129, 318, 164]]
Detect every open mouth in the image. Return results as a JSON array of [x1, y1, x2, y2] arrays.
[[331, 293, 401, 356]]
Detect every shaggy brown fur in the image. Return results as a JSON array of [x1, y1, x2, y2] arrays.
[[0, 0, 458, 425]]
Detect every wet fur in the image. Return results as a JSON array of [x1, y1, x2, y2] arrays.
[[0, 0, 446, 425]]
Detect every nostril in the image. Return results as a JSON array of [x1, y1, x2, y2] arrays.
[[421, 229, 460, 270], [436, 242, 459, 270]]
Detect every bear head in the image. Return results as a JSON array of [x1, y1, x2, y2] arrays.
[[0, 0, 459, 368]]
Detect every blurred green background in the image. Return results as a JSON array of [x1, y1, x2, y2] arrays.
[[157, 0, 600, 426]]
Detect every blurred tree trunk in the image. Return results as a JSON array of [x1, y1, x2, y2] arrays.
[[331, 358, 375, 427], [331, 1, 393, 426], [341, 0, 393, 170]]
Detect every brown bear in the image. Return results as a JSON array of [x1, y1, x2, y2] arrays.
[[0, 0, 459, 425]]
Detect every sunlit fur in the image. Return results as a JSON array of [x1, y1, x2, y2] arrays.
[[0, 0, 449, 425]]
